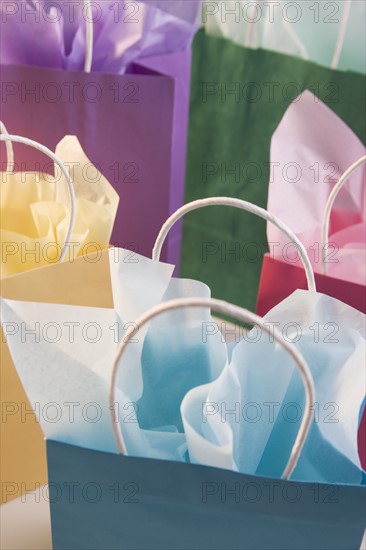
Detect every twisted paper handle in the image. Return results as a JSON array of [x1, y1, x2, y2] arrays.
[[0, 121, 14, 173], [109, 297, 315, 480], [0, 133, 76, 262], [83, 0, 94, 73], [331, 0, 352, 69], [321, 155, 366, 275], [152, 197, 316, 293]]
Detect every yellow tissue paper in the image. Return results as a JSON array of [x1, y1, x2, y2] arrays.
[[1, 135, 119, 278]]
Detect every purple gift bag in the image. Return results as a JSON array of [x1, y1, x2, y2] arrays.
[[0, 0, 199, 265]]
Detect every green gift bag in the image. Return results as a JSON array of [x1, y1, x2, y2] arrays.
[[181, 29, 366, 311]]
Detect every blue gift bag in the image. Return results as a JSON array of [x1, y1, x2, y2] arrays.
[[44, 294, 365, 550], [47, 440, 365, 550]]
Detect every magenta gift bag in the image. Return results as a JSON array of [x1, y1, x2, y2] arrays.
[[0, 0, 199, 266]]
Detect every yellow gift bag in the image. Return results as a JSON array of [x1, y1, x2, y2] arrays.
[[0, 128, 119, 502]]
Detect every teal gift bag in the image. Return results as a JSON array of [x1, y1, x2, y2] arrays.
[[47, 291, 365, 549], [45, 440, 365, 550]]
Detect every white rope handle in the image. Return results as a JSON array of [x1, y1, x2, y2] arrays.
[[109, 297, 315, 479], [83, 0, 94, 73], [321, 154, 366, 274], [244, 0, 260, 48], [331, 0, 352, 69], [152, 197, 316, 293], [0, 134, 76, 263], [0, 121, 14, 173]]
